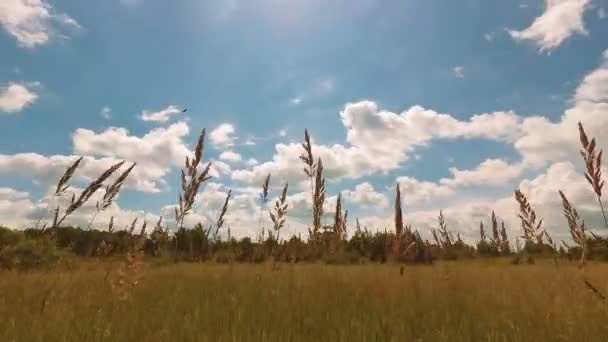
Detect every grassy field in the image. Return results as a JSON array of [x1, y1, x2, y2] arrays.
[[1, 259, 607, 341]]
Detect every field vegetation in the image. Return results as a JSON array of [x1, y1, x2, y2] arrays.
[[1, 122, 608, 341]]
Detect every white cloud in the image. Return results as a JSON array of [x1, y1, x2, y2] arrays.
[[484, 32, 496, 42], [100, 106, 112, 119], [342, 182, 389, 209], [440, 159, 524, 187], [0, 187, 28, 201], [396, 176, 453, 205], [246, 158, 259, 166], [209, 123, 236, 149], [508, 0, 590, 52], [279, 128, 288, 137], [452, 66, 465, 78], [290, 97, 302, 105], [72, 122, 194, 191], [219, 150, 242, 163], [0, 121, 203, 193], [139, 105, 183, 123], [0, 0, 80, 48], [0, 83, 38, 113], [232, 102, 522, 188], [515, 50, 608, 166]]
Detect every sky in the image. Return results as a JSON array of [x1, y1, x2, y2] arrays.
[[1, 0, 608, 242]]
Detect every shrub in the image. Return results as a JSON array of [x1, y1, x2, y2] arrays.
[[0, 236, 62, 271]]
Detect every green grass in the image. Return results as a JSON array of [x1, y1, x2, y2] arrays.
[[1, 259, 607, 341]]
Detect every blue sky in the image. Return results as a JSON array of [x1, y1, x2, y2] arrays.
[[1, 0, 608, 241]]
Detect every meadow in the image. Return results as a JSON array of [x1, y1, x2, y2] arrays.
[[1, 123, 608, 341], [1, 260, 608, 342]]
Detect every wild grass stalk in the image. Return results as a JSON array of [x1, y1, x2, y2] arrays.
[[578, 122, 608, 229]]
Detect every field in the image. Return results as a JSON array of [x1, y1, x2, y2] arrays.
[[1, 259, 607, 341]]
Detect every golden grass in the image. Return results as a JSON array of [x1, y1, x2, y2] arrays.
[[2, 260, 608, 341]]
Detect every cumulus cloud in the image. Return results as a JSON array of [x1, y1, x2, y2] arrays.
[[0, 187, 28, 201], [396, 176, 453, 205], [0, 0, 80, 48], [440, 159, 524, 187], [508, 0, 590, 52], [210, 123, 236, 149], [72, 122, 193, 191], [219, 150, 242, 163], [232, 101, 522, 188], [139, 105, 183, 123], [342, 182, 389, 209], [0, 82, 38, 113], [515, 50, 608, 166]]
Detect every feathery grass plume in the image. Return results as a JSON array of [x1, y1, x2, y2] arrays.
[[578, 122, 608, 229], [214, 190, 232, 239], [176, 129, 213, 228], [331, 193, 348, 253], [52, 160, 125, 229], [128, 217, 138, 235], [83, 162, 137, 230], [341, 210, 348, 239], [514, 189, 545, 244], [479, 221, 487, 242], [55, 157, 83, 195], [395, 184, 404, 237], [500, 221, 511, 253], [138, 220, 148, 237], [312, 158, 326, 235], [432, 229, 442, 247], [491, 211, 500, 245], [270, 183, 289, 241], [559, 190, 587, 267], [544, 231, 554, 247], [437, 210, 452, 247], [260, 173, 271, 204], [258, 173, 271, 237], [97, 162, 136, 210], [107, 216, 114, 233], [300, 129, 316, 194], [334, 193, 343, 235]]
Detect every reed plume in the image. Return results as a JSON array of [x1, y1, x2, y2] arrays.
[[514, 189, 545, 244], [312, 157, 326, 235], [52, 160, 125, 229], [176, 129, 213, 228], [270, 183, 289, 242], [578, 122, 608, 229], [559, 190, 587, 267], [395, 184, 404, 237]]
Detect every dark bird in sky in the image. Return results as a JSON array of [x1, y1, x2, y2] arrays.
[[182, 108, 188, 113]]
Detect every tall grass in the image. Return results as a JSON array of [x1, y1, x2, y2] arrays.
[[1, 261, 608, 341]]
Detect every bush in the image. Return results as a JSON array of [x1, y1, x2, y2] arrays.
[[0, 226, 24, 250], [0, 237, 62, 271]]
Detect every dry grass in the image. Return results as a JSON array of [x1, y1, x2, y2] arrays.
[[514, 189, 545, 244], [578, 122, 607, 229], [2, 260, 608, 341], [176, 128, 213, 228]]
